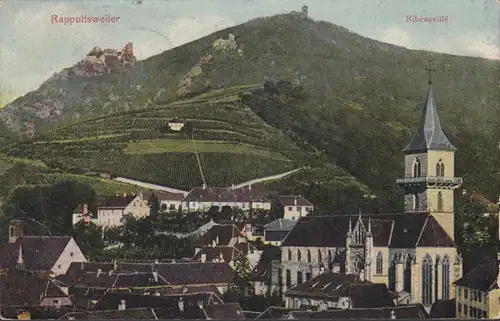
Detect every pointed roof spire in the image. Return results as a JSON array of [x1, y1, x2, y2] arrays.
[[403, 61, 456, 154]]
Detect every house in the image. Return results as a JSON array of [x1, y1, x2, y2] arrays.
[[96, 194, 149, 227], [278, 195, 314, 220], [453, 258, 498, 319], [284, 271, 395, 310], [72, 204, 97, 226], [263, 218, 295, 246], [280, 77, 464, 308], [182, 185, 271, 212], [429, 299, 456, 319], [61, 308, 158, 320], [142, 190, 185, 212], [462, 189, 500, 218], [249, 246, 281, 296], [282, 305, 429, 319], [255, 306, 295, 319], [192, 242, 260, 268], [0, 269, 73, 317], [167, 118, 185, 131], [0, 219, 87, 275], [194, 224, 246, 251]]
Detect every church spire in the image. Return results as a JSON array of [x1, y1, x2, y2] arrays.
[[403, 61, 456, 154]]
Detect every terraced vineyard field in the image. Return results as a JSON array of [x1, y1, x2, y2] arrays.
[[5, 86, 304, 190]]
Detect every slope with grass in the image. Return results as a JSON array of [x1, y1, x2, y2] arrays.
[[4, 86, 334, 191]]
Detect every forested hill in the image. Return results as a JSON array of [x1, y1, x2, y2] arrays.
[[1, 13, 499, 204]]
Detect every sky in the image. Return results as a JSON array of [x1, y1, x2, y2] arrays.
[[0, 0, 498, 104]]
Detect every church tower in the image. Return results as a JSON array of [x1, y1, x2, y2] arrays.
[[396, 67, 462, 241]]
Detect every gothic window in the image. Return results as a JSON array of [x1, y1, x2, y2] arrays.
[[413, 158, 422, 177], [437, 192, 443, 212], [442, 255, 450, 300], [422, 254, 433, 306], [307, 250, 311, 263], [297, 250, 302, 262], [318, 249, 322, 263], [388, 261, 396, 291], [436, 160, 445, 177], [288, 249, 292, 261], [404, 255, 412, 293], [376, 252, 383, 274]]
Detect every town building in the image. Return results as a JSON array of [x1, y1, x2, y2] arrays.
[[279, 76, 463, 309], [96, 194, 149, 227], [182, 185, 271, 212], [0, 219, 87, 275], [283, 271, 395, 309], [142, 190, 185, 212], [263, 218, 295, 246], [278, 195, 314, 220]]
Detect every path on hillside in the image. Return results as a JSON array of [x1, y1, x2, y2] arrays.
[[113, 177, 189, 196], [231, 167, 305, 189]]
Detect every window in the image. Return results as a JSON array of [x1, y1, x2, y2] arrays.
[[482, 310, 487, 318], [297, 250, 302, 261], [458, 287, 462, 298], [328, 250, 332, 264], [474, 291, 478, 301], [414, 194, 420, 211], [464, 305, 468, 316], [442, 255, 450, 300], [421, 254, 433, 306], [57, 264, 62, 269], [297, 271, 303, 284], [376, 252, 383, 274], [478, 291, 482, 303], [413, 158, 422, 177], [437, 192, 443, 212], [286, 270, 291, 287], [296, 207, 300, 211], [404, 256, 412, 293], [318, 249, 322, 263], [70, 252, 74, 257], [307, 250, 311, 263], [306, 272, 312, 281], [288, 207, 292, 211], [464, 288, 468, 300], [458, 303, 462, 314], [288, 249, 292, 261]]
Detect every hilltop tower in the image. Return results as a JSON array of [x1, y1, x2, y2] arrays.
[[301, 5, 308, 18], [396, 70, 462, 241]]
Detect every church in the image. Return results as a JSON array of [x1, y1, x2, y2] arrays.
[[280, 73, 463, 307]]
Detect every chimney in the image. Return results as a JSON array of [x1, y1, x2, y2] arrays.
[[182, 286, 188, 294], [331, 263, 340, 273], [152, 271, 158, 283], [97, 269, 102, 277], [113, 260, 118, 271], [201, 253, 206, 262], [390, 310, 396, 319], [202, 184, 206, 190], [232, 184, 235, 189], [155, 291, 161, 296], [294, 197, 297, 206], [212, 240, 216, 247], [219, 252, 224, 262], [248, 184, 252, 190], [118, 300, 126, 310], [178, 298, 184, 312]]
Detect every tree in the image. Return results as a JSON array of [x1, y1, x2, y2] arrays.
[[224, 255, 255, 306], [71, 221, 104, 259], [148, 192, 160, 218]]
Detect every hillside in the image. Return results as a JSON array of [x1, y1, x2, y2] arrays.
[[4, 85, 350, 191], [1, 12, 499, 208]]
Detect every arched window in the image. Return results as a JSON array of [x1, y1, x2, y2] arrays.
[[414, 194, 420, 211], [307, 250, 311, 263], [413, 158, 422, 177], [422, 254, 433, 306], [442, 255, 450, 300], [297, 250, 302, 262], [318, 249, 322, 263], [437, 192, 443, 212], [376, 252, 383, 274], [404, 255, 412, 293], [288, 249, 292, 261], [436, 160, 445, 177]]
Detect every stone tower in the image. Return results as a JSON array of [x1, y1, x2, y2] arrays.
[[301, 5, 308, 18], [8, 219, 24, 244], [396, 76, 462, 241]]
